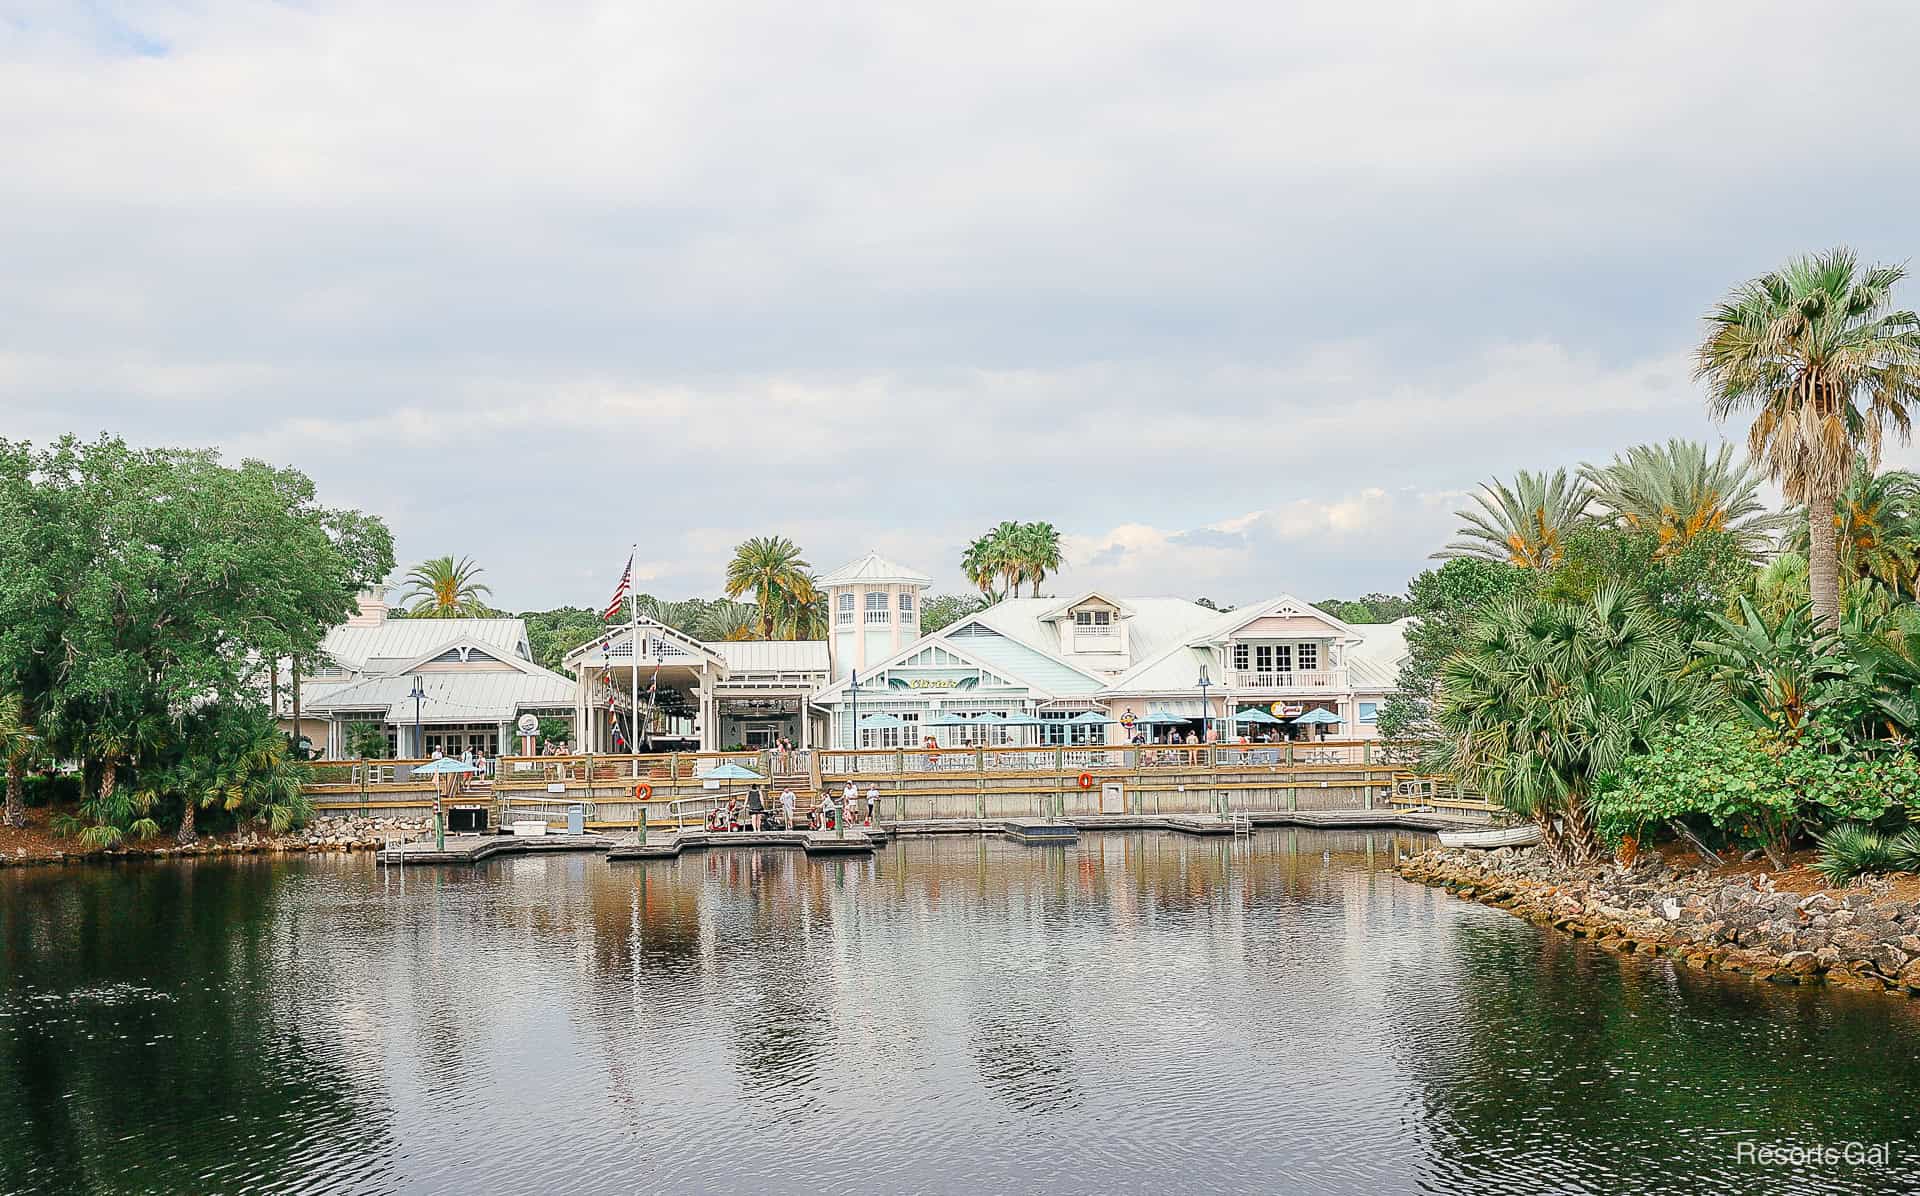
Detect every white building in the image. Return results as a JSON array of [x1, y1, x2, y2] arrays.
[[290, 591, 578, 758], [561, 550, 1408, 755]]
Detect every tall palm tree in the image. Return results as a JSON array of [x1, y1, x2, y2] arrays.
[[723, 536, 811, 640], [0, 694, 37, 829], [1017, 522, 1064, 596], [1787, 460, 1920, 596], [1430, 587, 1706, 869], [398, 555, 493, 617], [770, 571, 827, 639], [986, 521, 1026, 597], [1435, 469, 1591, 568], [1579, 439, 1781, 557], [961, 536, 999, 600], [1698, 247, 1920, 626]]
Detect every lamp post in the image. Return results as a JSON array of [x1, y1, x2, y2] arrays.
[[1197, 665, 1217, 819]]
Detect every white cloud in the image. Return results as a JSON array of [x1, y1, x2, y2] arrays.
[[4, 1, 1917, 607]]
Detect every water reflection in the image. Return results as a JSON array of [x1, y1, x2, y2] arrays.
[[4, 831, 1919, 1194]]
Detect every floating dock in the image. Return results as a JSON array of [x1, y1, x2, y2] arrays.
[[607, 829, 881, 861], [376, 833, 614, 866], [1001, 819, 1079, 844]]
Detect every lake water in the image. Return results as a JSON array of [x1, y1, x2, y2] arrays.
[[3, 829, 1918, 1195]]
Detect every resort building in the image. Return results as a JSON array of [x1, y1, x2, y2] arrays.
[[285, 591, 578, 758], [563, 551, 1406, 755]]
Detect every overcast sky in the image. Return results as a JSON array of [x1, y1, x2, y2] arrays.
[[6, 2, 1920, 611]]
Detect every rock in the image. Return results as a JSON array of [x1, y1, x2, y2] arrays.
[[1661, 898, 1682, 921], [1783, 951, 1823, 976]]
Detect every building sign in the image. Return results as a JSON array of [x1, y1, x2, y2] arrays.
[[1271, 701, 1302, 718]]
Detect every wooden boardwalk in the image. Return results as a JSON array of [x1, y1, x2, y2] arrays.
[[607, 829, 881, 860]]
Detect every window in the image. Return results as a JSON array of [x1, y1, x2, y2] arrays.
[[1074, 609, 1115, 643], [1232, 643, 1250, 670], [899, 591, 915, 614], [1297, 642, 1319, 672], [865, 591, 890, 624], [1255, 644, 1291, 675], [1357, 702, 1378, 724], [1038, 711, 1071, 746], [837, 593, 855, 625]]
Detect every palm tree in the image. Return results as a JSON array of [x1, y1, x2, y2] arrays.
[[961, 536, 999, 600], [723, 536, 811, 640], [1786, 460, 1920, 596], [1579, 439, 1781, 557], [770, 571, 827, 640], [1435, 469, 1591, 568], [1750, 551, 1811, 624], [1430, 586, 1707, 869], [1017, 522, 1064, 596], [699, 599, 761, 642], [398, 555, 493, 617], [0, 694, 37, 830], [1698, 247, 1920, 626], [985, 521, 1026, 597]]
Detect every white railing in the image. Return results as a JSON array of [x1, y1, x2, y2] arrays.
[[864, 609, 891, 624], [1229, 668, 1346, 689]]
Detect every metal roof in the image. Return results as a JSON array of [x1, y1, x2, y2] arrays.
[[710, 640, 830, 673], [305, 669, 575, 723], [321, 617, 529, 671], [818, 551, 932, 587]]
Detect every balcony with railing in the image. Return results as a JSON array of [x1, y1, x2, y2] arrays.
[[1229, 668, 1347, 690]]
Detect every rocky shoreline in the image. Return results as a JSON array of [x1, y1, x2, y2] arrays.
[[1399, 845, 1920, 998], [0, 815, 433, 869]]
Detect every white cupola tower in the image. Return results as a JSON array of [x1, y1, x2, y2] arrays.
[[819, 551, 933, 681]]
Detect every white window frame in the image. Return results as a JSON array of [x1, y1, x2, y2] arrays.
[[899, 591, 914, 614], [837, 593, 855, 626], [1297, 642, 1319, 672], [1232, 643, 1250, 670], [1357, 702, 1378, 723], [865, 591, 890, 624]]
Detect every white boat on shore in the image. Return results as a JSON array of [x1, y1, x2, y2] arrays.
[[1437, 825, 1542, 850]]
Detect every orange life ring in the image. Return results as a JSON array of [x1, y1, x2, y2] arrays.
[[1076, 771, 1095, 789], [633, 782, 652, 800]]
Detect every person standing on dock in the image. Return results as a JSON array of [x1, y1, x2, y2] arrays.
[[780, 788, 796, 830], [840, 781, 857, 829], [866, 784, 880, 826], [746, 786, 765, 832]]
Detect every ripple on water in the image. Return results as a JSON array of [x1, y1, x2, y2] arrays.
[[3, 833, 1920, 1195]]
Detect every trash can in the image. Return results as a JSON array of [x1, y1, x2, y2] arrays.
[[566, 804, 585, 835]]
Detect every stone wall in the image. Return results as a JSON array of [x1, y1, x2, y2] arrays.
[[295, 815, 433, 851], [1399, 846, 1920, 998]]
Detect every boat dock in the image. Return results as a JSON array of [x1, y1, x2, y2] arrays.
[[376, 809, 1481, 867]]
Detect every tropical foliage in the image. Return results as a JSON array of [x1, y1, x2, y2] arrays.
[[1697, 246, 1920, 626], [1597, 717, 1911, 871], [1436, 468, 1592, 568], [962, 521, 1063, 600], [398, 554, 494, 617], [1787, 460, 1920, 595], [1579, 438, 1782, 556], [1429, 587, 1709, 869], [723, 536, 812, 640]]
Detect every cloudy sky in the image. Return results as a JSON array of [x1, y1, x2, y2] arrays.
[[6, 2, 1920, 611]]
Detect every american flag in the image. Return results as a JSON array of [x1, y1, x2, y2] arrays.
[[603, 552, 634, 622]]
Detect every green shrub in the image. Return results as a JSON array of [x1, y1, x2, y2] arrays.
[[1888, 827, 1920, 874], [1813, 824, 1897, 885], [1597, 716, 1909, 869], [22, 773, 83, 807]]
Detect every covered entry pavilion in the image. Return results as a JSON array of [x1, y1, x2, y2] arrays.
[[564, 619, 825, 753]]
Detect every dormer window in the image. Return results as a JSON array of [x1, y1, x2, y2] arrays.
[[1074, 610, 1114, 637]]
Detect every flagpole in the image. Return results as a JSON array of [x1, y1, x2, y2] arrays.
[[628, 546, 643, 843]]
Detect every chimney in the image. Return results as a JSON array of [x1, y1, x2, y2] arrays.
[[346, 587, 390, 627]]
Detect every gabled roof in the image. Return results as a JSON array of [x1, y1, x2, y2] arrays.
[[1104, 595, 1363, 694], [320, 617, 530, 673], [562, 616, 723, 669], [1186, 594, 1366, 645], [819, 551, 932, 587], [811, 619, 1104, 703], [1038, 590, 1136, 621], [389, 635, 555, 678], [969, 596, 1221, 677]]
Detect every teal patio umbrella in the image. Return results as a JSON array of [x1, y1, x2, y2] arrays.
[[1233, 708, 1287, 725]]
